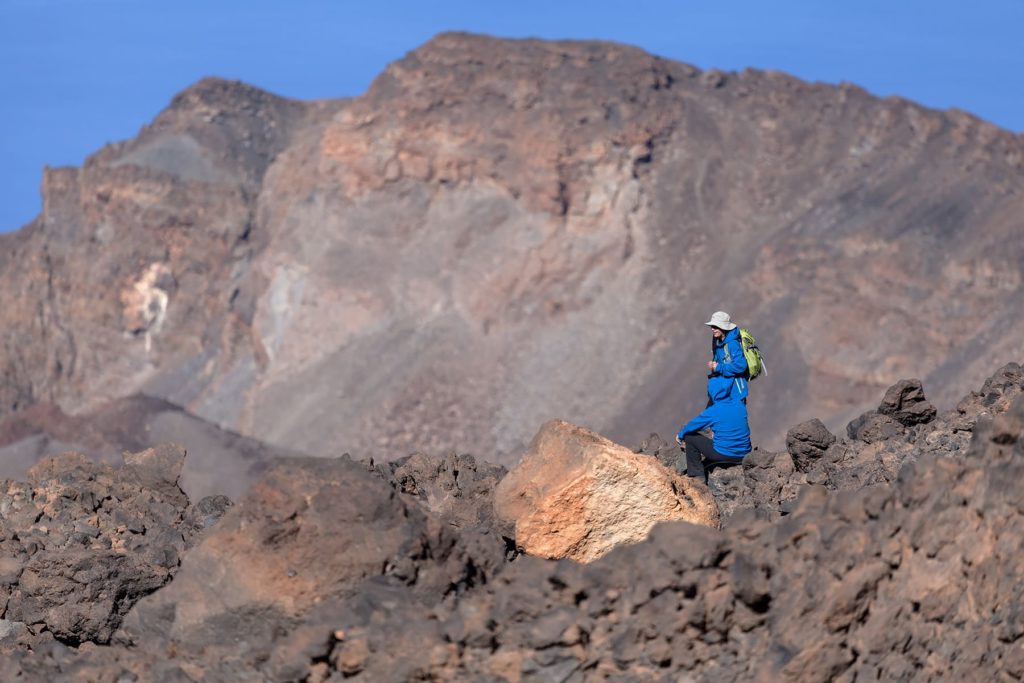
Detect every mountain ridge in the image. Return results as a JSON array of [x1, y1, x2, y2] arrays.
[[1, 32, 1022, 465]]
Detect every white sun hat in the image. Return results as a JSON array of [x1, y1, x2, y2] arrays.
[[704, 311, 737, 330]]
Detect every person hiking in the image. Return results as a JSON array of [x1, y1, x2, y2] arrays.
[[705, 310, 749, 402], [676, 311, 752, 481]]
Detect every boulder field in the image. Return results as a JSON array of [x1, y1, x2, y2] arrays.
[[0, 362, 1021, 681]]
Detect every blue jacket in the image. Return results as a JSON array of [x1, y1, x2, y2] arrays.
[[678, 373, 752, 459], [710, 327, 749, 401]]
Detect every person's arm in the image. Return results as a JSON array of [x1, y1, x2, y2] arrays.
[[716, 336, 748, 378], [677, 407, 713, 442]]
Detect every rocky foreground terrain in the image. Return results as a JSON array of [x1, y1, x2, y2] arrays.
[[1, 33, 1022, 464], [0, 362, 1020, 681]]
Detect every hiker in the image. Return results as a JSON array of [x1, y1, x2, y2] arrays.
[[676, 311, 752, 481]]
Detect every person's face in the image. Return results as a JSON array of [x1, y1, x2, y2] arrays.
[[711, 327, 725, 340]]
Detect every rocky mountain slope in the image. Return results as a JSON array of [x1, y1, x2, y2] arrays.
[[1, 33, 1022, 465], [0, 362, 1021, 681]]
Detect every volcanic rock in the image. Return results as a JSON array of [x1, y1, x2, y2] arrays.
[[846, 410, 904, 443], [951, 361, 1024, 427], [494, 420, 719, 562], [0, 619, 28, 643], [877, 378, 937, 426], [636, 432, 684, 471], [785, 418, 837, 472], [709, 368, 1024, 528], [117, 455, 507, 669], [366, 450, 507, 534], [0, 446, 228, 651]]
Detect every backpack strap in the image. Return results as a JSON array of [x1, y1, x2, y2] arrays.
[[720, 329, 736, 364]]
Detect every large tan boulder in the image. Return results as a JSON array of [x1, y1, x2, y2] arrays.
[[494, 420, 719, 562]]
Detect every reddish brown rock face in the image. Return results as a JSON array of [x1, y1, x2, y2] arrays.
[[495, 420, 719, 562], [1, 33, 1022, 471]]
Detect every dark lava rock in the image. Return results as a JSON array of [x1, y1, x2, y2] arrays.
[[709, 447, 802, 525], [366, 450, 507, 534], [878, 378, 937, 426], [113, 455, 508, 675], [786, 418, 837, 472], [846, 410, 904, 443], [181, 494, 233, 540], [366, 450, 517, 559], [709, 368, 1022, 527], [952, 362, 1024, 429], [636, 432, 684, 472], [0, 446, 228, 652]]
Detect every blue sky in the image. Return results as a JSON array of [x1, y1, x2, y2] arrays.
[[1, 0, 1022, 232]]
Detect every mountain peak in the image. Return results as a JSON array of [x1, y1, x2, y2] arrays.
[[167, 76, 288, 114]]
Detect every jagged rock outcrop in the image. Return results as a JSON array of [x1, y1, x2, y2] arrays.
[[847, 377, 938, 443], [364, 450, 508, 535], [785, 418, 837, 472], [708, 363, 1023, 526], [846, 410, 903, 443], [113, 455, 507, 674], [635, 431, 684, 471], [495, 420, 718, 562], [0, 78, 329, 420], [878, 378, 938, 426], [2, 33, 1022, 477], [0, 445, 229, 652]]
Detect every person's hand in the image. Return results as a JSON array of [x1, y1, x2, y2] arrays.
[[676, 434, 684, 445], [707, 360, 717, 372]]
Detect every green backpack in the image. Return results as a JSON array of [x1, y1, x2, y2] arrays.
[[736, 328, 766, 380]]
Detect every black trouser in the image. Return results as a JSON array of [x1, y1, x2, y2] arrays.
[[682, 433, 743, 481]]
